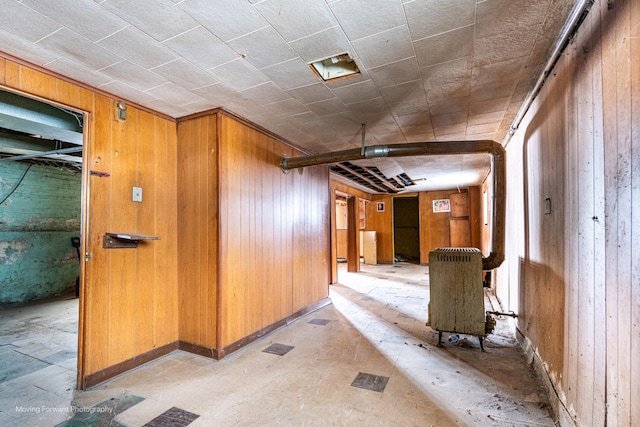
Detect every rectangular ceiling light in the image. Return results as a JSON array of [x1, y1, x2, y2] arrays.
[[310, 53, 360, 82]]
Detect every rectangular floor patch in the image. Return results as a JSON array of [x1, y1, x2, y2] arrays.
[[308, 318, 331, 326], [262, 343, 294, 356], [144, 407, 199, 427], [351, 372, 389, 393]]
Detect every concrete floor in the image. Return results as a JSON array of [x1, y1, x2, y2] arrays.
[[0, 263, 554, 426]]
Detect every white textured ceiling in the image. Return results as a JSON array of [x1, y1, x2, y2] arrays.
[[0, 0, 577, 192]]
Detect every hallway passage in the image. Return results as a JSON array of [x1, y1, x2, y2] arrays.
[[0, 263, 554, 426]]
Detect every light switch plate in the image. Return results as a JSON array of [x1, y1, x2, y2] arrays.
[[132, 186, 142, 202]]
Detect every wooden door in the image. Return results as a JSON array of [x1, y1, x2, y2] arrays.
[[449, 192, 471, 247]]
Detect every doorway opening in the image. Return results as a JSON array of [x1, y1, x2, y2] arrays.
[[392, 196, 420, 263], [0, 88, 86, 392]]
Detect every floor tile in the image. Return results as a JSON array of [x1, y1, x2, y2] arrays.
[[261, 343, 294, 356], [307, 318, 331, 325], [143, 406, 199, 427], [350, 372, 390, 392]]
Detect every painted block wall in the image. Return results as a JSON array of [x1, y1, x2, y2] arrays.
[[0, 161, 81, 304]]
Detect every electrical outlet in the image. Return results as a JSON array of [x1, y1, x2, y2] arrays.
[[132, 186, 142, 202]]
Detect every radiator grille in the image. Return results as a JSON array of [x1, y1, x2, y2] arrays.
[[429, 248, 484, 336]]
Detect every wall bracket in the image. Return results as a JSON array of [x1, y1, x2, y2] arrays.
[[103, 233, 160, 249]]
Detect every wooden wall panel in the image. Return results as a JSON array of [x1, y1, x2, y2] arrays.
[[1, 57, 180, 386], [176, 115, 218, 349], [419, 190, 453, 263], [218, 115, 329, 347], [496, 1, 640, 425], [367, 195, 394, 263]]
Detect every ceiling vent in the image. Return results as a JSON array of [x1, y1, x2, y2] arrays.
[[310, 53, 360, 82]]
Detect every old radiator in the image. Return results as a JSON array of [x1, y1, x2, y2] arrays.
[[429, 248, 485, 345]]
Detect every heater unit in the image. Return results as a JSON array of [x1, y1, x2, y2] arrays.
[[429, 248, 486, 349]]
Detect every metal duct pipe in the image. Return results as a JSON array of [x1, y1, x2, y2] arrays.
[[280, 140, 505, 270]]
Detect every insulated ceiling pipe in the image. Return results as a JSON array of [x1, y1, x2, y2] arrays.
[[280, 140, 506, 270]]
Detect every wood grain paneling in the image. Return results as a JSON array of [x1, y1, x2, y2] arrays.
[[496, 1, 640, 424], [217, 114, 329, 347], [367, 195, 394, 263], [176, 115, 218, 350], [1, 57, 180, 388]]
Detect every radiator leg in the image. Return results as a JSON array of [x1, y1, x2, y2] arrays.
[[438, 331, 443, 346], [479, 337, 485, 352]]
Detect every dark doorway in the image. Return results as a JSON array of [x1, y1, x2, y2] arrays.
[[393, 197, 419, 263]]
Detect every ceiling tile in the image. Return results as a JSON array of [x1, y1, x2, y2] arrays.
[[37, 28, 122, 71], [142, 99, 190, 117], [0, 1, 61, 42], [98, 26, 178, 69], [289, 26, 353, 63], [179, 99, 220, 116], [259, 58, 321, 91], [101, 0, 200, 42], [146, 82, 206, 106], [421, 56, 473, 91], [414, 25, 475, 68], [305, 98, 350, 117], [192, 84, 239, 105], [346, 97, 389, 117], [254, 0, 338, 42], [380, 80, 425, 105], [468, 109, 503, 127], [429, 97, 469, 117], [0, 29, 60, 66], [98, 81, 158, 104], [99, 60, 169, 91], [368, 57, 421, 88], [287, 83, 336, 104], [239, 82, 291, 105], [329, 0, 406, 41], [431, 110, 468, 128], [471, 56, 527, 87], [470, 82, 517, 103], [405, 0, 476, 41], [426, 82, 471, 105], [228, 27, 297, 69], [333, 80, 381, 104], [177, 0, 267, 42], [45, 57, 113, 88], [351, 26, 415, 69], [207, 59, 269, 92], [151, 58, 219, 90], [433, 123, 467, 139], [21, 0, 128, 42], [470, 97, 511, 115], [162, 26, 239, 70], [388, 92, 430, 118], [475, 0, 549, 39], [264, 98, 309, 117]]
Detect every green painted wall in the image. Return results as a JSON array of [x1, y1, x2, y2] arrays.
[[0, 161, 81, 304]]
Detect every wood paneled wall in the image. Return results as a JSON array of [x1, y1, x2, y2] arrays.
[[496, 0, 639, 425], [176, 115, 218, 351], [330, 180, 484, 266], [217, 114, 330, 348], [0, 56, 180, 388], [418, 188, 482, 264], [367, 194, 394, 263], [177, 113, 331, 352]]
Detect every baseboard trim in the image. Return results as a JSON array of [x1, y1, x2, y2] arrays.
[[218, 297, 332, 359], [82, 341, 178, 389], [82, 298, 332, 388], [516, 328, 575, 426]]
